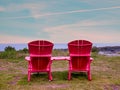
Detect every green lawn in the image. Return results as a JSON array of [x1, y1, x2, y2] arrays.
[[0, 53, 120, 90]]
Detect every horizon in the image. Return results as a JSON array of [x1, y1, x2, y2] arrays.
[[0, 42, 120, 51], [0, 0, 120, 44]]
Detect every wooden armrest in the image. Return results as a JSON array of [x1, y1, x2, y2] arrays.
[[25, 56, 30, 61], [90, 57, 94, 61], [51, 56, 70, 61]]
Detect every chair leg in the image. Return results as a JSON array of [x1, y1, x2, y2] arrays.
[[68, 71, 71, 80], [48, 71, 52, 81], [87, 71, 91, 81], [28, 71, 31, 81]]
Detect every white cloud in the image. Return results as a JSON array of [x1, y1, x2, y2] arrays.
[[1, 5, 120, 19], [2, 2, 47, 19], [44, 20, 120, 43], [0, 6, 5, 12], [45, 19, 120, 28], [5, 3, 46, 11], [22, 3, 47, 19], [0, 34, 37, 43], [81, 0, 120, 4]]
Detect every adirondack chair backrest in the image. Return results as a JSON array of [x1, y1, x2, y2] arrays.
[[28, 40, 53, 56], [68, 40, 92, 56], [68, 40, 92, 70]]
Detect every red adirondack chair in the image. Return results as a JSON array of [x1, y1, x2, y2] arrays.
[[68, 40, 93, 81], [25, 40, 54, 81]]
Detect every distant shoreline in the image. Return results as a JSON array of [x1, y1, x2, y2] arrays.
[[0, 43, 120, 51]]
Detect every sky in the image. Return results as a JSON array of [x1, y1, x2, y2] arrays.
[[0, 0, 120, 44]]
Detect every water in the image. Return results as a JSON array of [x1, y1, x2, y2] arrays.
[[0, 43, 28, 51], [0, 43, 67, 51], [0, 43, 120, 51]]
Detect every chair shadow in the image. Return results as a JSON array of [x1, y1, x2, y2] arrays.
[[71, 72, 88, 80], [30, 71, 68, 81], [52, 71, 68, 81], [31, 73, 48, 81], [30, 71, 87, 81]]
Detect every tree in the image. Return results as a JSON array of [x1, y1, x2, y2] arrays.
[[92, 46, 99, 52], [22, 48, 28, 53], [4, 46, 16, 52]]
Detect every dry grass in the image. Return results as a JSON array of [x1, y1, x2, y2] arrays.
[[0, 53, 120, 90]]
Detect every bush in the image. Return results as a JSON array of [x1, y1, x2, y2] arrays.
[[92, 46, 99, 53], [4, 46, 16, 52], [0, 46, 17, 59], [0, 51, 17, 59], [52, 49, 69, 56], [21, 48, 28, 53]]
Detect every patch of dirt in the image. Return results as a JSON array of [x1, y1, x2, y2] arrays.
[[104, 84, 120, 90], [7, 66, 27, 85], [16, 66, 27, 74], [8, 76, 21, 85], [0, 59, 27, 85], [52, 68, 67, 72], [92, 65, 110, 72], [0, 60, 13, 71], [46, 84, 69, 89], [0, 67, 7, 71]]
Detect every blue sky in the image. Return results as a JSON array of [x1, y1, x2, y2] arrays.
[[0, 0, 120, 44]]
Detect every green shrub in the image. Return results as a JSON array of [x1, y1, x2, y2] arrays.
[[52, 49, 69, 56], [92, 46, 99, 53], [0, 51, 17, 59], [22, 48, 28, 53], [18, 48, 28, 53], [0, 46, 17, 59], [4, 46, 16, 52]]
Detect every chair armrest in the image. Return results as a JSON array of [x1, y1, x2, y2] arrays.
[[90, 57, 94, 62], [25, 56, 30, 61], [51, 56, 70, 61]]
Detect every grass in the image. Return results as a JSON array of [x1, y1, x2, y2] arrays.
[[0, 53, 120, 90]]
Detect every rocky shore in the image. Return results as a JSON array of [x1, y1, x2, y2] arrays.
[[98, 46, 120, 56]]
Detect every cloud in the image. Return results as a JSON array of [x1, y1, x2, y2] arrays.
[[44, 20, 120, 43], [0, 34, 38, 43], [22, 3, 47, 19], [0, 6, 5, 12], [45, 19, 120, 28], [81, 0, 120, 4], [4, 3, 46, 11], [1, 2, 47, 19], [0, 19, 119, 43], [1, 5, 120, 19]]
